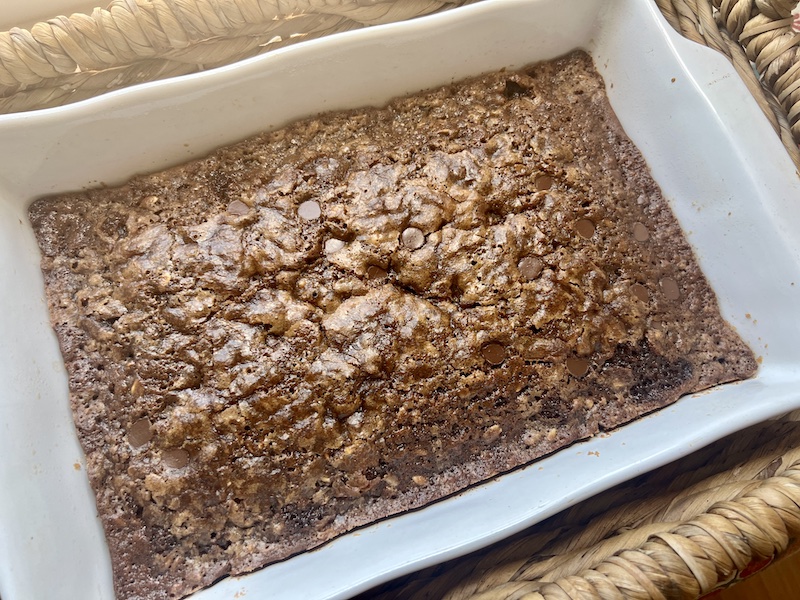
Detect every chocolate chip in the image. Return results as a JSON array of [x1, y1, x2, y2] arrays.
[[401, 227, 425, 250], [660, 277, 680, 300], [633, 222, 650, 242], [298, 200, 321, 221], [631, 283, 649, 302], [535, 174, 553, 191], [566, 357, 590, 378], [481, 342, 506, 366], [227, 200, 250, 216], [367, 265, 387, 279], [576, 218, 595, 239], [518, 257, 543, 280], [162, 448, 190, 469], [127, 418, 153, 448]]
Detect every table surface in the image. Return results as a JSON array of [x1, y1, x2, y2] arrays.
[[713, 550, 800, 600]]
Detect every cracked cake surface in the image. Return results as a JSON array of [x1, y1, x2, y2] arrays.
[[29, 51, 756, 600]]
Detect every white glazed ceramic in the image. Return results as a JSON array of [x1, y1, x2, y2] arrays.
[[2, 1, 800, 599]]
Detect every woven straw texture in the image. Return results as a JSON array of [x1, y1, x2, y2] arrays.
[[3, 2, 800, 599], [0, 0, 477, 114]]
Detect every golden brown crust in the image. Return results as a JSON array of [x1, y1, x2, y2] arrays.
[[29, 51, 756, 600]]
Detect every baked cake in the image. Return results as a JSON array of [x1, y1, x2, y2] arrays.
[[29, 51, 757, 600]]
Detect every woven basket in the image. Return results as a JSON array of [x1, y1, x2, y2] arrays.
[[3, 2, 800, 599]]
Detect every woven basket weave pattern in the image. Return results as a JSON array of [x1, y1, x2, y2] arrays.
[[0, 0, 476, 113], [3, 2, 800, 599]]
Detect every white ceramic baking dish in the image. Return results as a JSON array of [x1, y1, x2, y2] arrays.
[[2, 0, 800, 598]]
